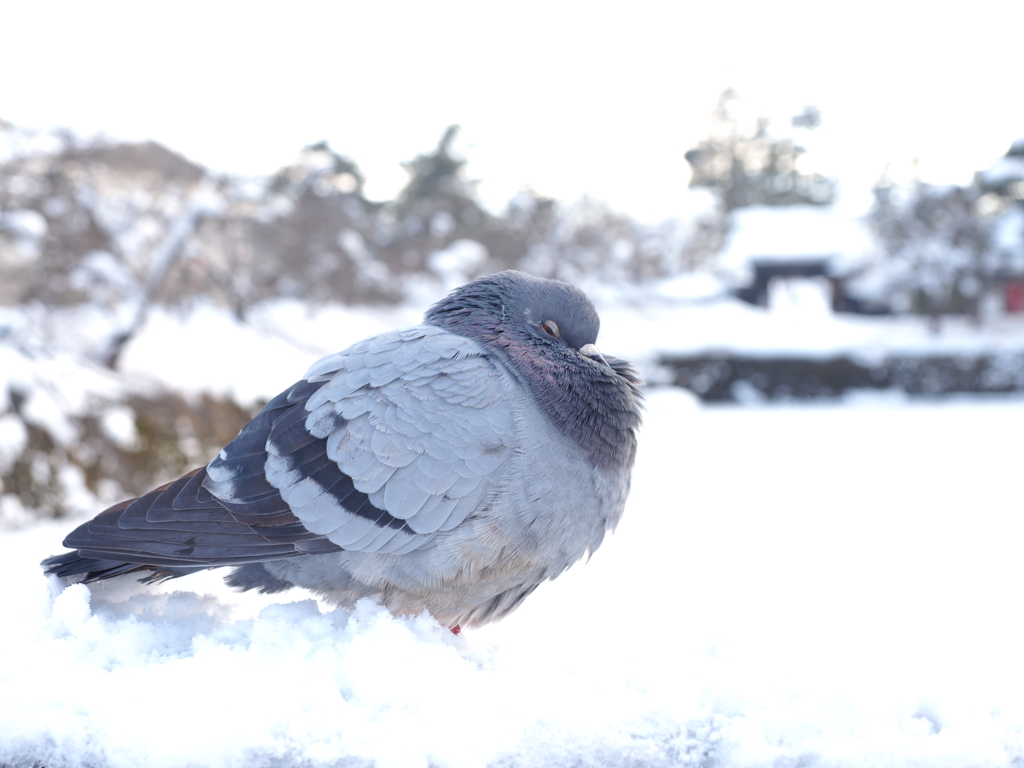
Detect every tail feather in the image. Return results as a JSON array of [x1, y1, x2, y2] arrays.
[[40, 550, 204, 584]]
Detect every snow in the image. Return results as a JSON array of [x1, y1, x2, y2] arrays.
[[76, 289, 1024, 411], [718, 205, 876, 278], [597, 292, 1024, 376], [0, 413, 28, 472], [116, 300, 423, 406], [427, 239, 488, 292], [98, 405, 139, 450], [3, 390, 1024, 766], [0, 343, 123, 445], [979, 155, 1024, 189], [0, 208, 47, 263], [4, 286, 1024, 765], [652, 271, 728, 302], [990, 207, 1024, 270]]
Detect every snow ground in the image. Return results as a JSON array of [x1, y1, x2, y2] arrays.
[[3, 291, 1024, 766], [3, 390, 1024, 767]]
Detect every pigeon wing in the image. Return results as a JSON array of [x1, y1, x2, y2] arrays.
[[55, 326, 516, 572], [57, 380, 347, 573], [204, 325, 516, 556]]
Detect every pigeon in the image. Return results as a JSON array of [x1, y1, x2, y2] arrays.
[[42, 271, 643, 629]]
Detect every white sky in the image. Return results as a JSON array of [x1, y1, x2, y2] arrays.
[[2, 0, 1022, 221]]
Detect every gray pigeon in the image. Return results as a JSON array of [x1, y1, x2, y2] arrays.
[[42, 271, 643, 629]]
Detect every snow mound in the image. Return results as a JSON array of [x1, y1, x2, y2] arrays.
[[5, 393, 1024, 767], [2, 520, 714, 768]]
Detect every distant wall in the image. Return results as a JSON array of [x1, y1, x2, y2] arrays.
[[659, 352, 1024, 402]]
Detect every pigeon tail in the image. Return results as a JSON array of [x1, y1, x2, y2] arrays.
[[40, 550, 203, 583]]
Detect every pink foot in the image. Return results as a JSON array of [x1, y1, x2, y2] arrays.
[[451, 625, 462, 635]]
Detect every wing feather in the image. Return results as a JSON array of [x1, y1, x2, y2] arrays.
[[52, 325, 518, 574], [301, 328, 514, 543]]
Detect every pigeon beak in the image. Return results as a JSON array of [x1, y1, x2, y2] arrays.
[[579, 343, 608, 365]]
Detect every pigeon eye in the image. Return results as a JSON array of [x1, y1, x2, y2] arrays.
[[541, 320, 560, 338]]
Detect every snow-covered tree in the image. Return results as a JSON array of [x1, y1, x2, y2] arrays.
[[0, 132, 219, 366], [684, 89, 836, 213], [976, 137, 1024, 285], [869, 179, 992, 326]]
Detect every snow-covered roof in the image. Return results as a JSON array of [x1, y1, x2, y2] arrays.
[[719, 205, 875, 278], [652, 271, 729, 302]]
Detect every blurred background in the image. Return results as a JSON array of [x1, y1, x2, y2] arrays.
[[1, 0, 1023, 524]]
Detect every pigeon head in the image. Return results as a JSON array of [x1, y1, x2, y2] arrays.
[[425, 271, 642, 469], [424, 270, 601, 352]]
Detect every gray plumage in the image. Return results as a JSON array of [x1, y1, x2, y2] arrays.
[[42, 271, 643, 628]]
